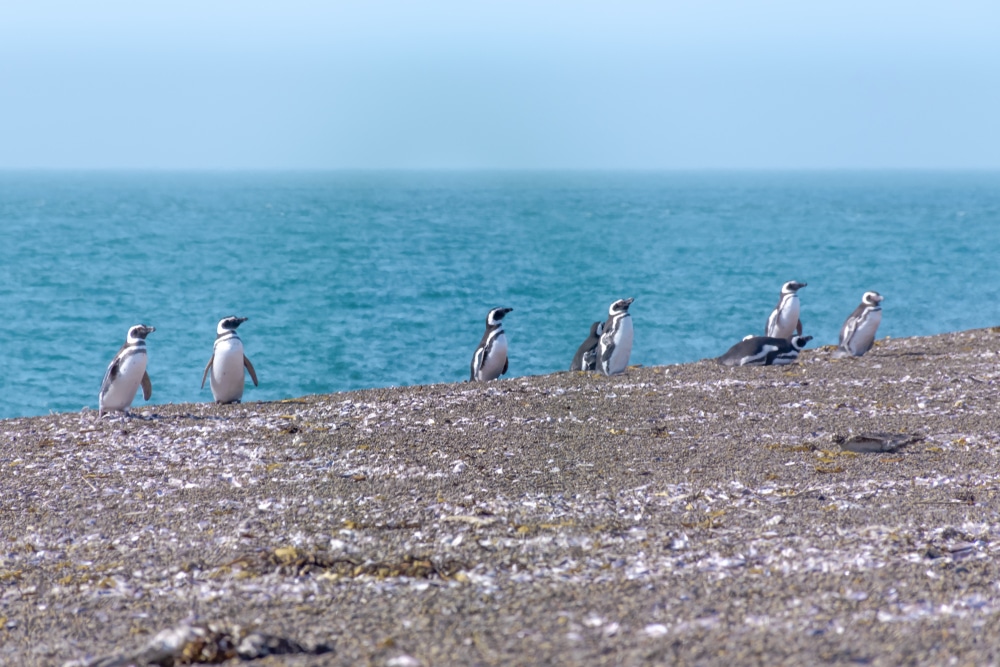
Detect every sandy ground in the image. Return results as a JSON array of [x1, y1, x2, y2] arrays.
[[2, 328, 1000, 666]]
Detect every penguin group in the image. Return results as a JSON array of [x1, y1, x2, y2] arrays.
[[717, 282, 884, 367], [469, 297, 636, 382], [97, 284, 884, 415], [99, 316, 258, 417]]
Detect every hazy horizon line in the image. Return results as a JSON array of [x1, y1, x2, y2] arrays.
[[2, 166, 999, 174]]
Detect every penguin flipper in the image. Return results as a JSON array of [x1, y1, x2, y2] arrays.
[[765, 309, 778, 337], [140, 371, 152, 401], [201, 358, 213, 389], [840, 316, 861, 352], [244, 355, 259, 386], [600, 339, 616, 365], [100, 357, 121, 399], [470, 348, 483, 381], [502, 356, 508, 376], [796, 319, 803, 336], [840, 323, 855, 349]]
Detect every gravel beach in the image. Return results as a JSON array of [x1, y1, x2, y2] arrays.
[[3, 328, 1000, 666]]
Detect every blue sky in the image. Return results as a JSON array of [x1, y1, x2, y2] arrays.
[[1, 1, 998, 169]]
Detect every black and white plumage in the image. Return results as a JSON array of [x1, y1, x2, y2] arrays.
[[598, 298, 634, 376], [836, 291, 884, 357], [470, 307, 513, 382], [201, 316, 259, 403], [98, 324, 155, 417], [570, 321, 604, 371], [765, 280, 807, 339], [717, 335, 813, 367]]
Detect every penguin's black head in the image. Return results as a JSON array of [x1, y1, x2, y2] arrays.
[[782, 281, 807, 293], [486, 307, 513, 327], [791, 335, 813, 350], [862, 291, 884, 307], [591, 321, 604, 337], [609, 297, 634, 315], [218, 316, 248, 334], [127, 324, 155, 343]]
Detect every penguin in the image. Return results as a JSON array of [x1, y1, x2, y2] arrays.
[[470, 307, 512, 382], [98, 324, 155, 417], [201, 316, 259, 403], [765, 280, 807, 339], [570, 321, 604, 371], [836, 291, 884, 357], [598, 298, 634, 376], [717, 335, 813, 367]]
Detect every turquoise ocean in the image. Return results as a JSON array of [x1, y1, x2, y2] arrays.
[[0, 171, 997, 420]]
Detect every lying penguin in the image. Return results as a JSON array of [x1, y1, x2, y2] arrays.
[[717, 335, 813, 367]]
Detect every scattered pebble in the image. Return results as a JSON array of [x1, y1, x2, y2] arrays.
[[2, 329, 999, 665]]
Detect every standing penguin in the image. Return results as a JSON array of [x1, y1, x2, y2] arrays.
[[570, 321, 604, 371], [836, 291, 884, 357], [201, 316, 259, 403], [598, 298, 634, 376], [98, 324, 155, 417], [765, 280, 807, 339], [470, 307, 513, 381]]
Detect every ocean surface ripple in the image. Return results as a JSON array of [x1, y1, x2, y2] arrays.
[[0, 170, 997, 418]]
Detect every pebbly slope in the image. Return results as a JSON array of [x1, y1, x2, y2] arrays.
[[2, 328, 1000, 666]]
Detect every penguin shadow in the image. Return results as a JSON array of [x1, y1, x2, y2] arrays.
[[86, 409, 231, 423], [871, 351, 943, 358], [172, 412, 234, 422], [560, 365, 643, 378]]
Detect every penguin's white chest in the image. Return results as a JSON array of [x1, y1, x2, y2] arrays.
[[210, 338, 246, 402], [603, 317, 633, 375], [477, 332, 508, 381], [848, 309, 882, 353], [769, 296, 800, 338], [101, 352, 147, 411]]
